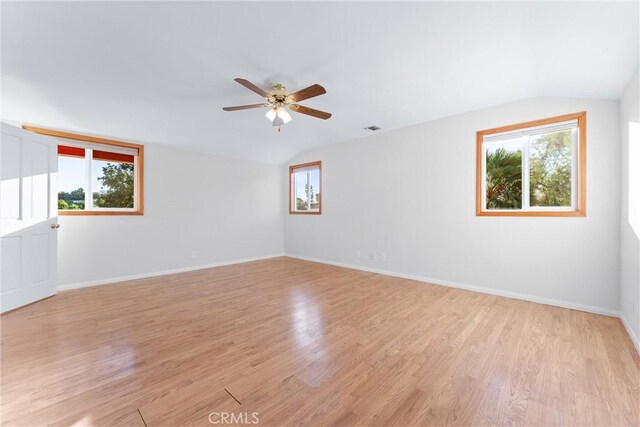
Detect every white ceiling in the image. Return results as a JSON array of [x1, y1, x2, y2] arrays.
[[2, 1, 638, 164]]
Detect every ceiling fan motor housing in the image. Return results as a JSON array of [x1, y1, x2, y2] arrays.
[[268, 84, 293, 107]]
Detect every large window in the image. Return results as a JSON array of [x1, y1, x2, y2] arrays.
[[476, 112, 586, 216], [23, 126, 144, 215], [289, 161, 321, 214]]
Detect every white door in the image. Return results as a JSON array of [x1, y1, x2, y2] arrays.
[[1, 123, 58, 313]]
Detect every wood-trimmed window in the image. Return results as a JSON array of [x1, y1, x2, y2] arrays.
[[22, 126, 144, 215], [289, 161, 321, 214], [476, 112, 586, 217]]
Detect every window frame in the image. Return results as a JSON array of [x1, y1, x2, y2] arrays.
[[476, 112, 586, 217], [289, 161, 322, 215], [22, 125, 144, 216]]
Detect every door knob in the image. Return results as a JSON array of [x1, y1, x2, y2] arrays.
[[50, 223, 60, 229]]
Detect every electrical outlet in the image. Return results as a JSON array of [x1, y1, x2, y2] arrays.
[[356, 250, 362, 259], [191, 250, 198, 259], [369, 252, 375, 261], [380, 253, 387, 262]]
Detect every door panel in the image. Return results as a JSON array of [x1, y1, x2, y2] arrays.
[[25, 233, 50, 285], [1, 237, 21, 292], [30, 141, 51, 219], [1, 123, 58, 313], [1, 133, 21, 221]]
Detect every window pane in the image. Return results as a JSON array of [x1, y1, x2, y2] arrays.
[[529, 130, 573, 207], [485, 140, 522, 210], [58, 155, 86, 210], [92, 159, 135, 208], [294, 171, 307, 211], [292, 166, 320, 211], [308, 169, 320, 210]]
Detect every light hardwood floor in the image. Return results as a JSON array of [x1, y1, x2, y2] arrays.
[[1, 257, 638, 426]]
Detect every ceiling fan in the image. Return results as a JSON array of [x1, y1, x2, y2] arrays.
[[223, 78, 331, 130]]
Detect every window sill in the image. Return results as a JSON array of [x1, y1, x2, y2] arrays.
[[476, 210, 585, 217], [58, 210, 144, 216], [289, 211, 321, 215]]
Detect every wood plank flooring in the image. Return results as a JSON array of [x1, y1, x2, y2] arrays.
[[1, 257, 638, 426]]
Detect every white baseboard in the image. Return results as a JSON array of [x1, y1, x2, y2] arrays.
[[620, 313, 640, 355], [284, 253, 620, 318], [57, 253, 285, 291]]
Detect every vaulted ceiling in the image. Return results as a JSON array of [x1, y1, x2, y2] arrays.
[[2, 1, 638, 163]]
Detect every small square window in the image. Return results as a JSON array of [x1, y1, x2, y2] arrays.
[[476, 112, 586, 217], [289, 161, 321, 214]]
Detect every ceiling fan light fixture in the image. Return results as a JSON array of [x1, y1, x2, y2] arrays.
[[267, 106, 292, 127], [277, 107, 292, 124], [265, 108, 277, 121], [272, 116, 285, 127]]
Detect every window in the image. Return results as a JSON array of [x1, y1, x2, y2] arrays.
[[476, 112, 586, 217], [23, 126, 144, 215], [289, 161, 321, 214]]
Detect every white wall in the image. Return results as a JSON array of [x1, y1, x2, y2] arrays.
[[285, 97, 621, 313], [58, 144, 284, 287], [620, 69, 640, 343]]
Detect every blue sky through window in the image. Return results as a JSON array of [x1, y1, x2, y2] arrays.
[[58, 156, 84, 192], [58, 156, 118, 193]]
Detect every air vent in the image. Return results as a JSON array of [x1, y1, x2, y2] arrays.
[[363, 125, 382, 132]]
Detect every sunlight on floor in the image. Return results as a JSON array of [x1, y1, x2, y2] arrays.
[[70, 414, 94, 426], [290, 289, 327, 362]]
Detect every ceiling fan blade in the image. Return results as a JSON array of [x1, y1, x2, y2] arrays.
[[223, 103, 269, 111], [289, 84, 326, 102], [289, 104, 332, 120], [234, 78, 270, 98]]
